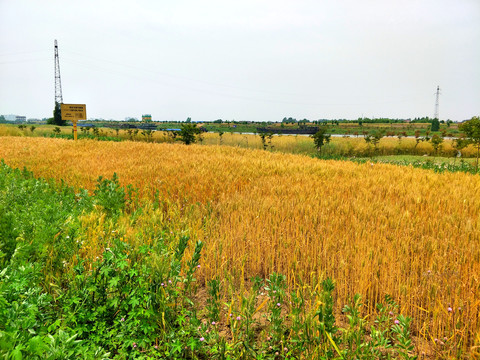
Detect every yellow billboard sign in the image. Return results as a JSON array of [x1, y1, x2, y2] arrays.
[[61, 104, 86, 121]]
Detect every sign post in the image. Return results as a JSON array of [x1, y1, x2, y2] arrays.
[[60, 104, 87, 141]]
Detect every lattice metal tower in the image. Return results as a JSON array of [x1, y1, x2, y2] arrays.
[[434, 85, 440, 120], [54, 40, 63, 104]]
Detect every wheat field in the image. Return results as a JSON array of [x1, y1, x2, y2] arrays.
[[1, 136, 479, 352], [2, 124, 479, 158]]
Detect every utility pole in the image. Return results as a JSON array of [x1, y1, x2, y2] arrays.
[[54, 40, 63, 105], [434, 85, 440, 120]]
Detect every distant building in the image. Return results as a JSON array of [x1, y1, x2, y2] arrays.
[[142, 114, 152, 122], [4, 114, 26, 122]]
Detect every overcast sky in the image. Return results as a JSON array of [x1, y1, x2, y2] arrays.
[[1, 0, 479, 121]]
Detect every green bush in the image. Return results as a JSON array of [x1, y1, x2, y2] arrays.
[[93, 173, 125, 216]]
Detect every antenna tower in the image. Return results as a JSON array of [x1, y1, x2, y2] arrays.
[[54, 40, 63, 104], [434, 85, 440, 120]]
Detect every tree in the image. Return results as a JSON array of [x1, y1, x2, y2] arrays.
[[460, 116, 480, 170], [178, 123, 200, 145], [311, 128, 331, 154], [413, 130, 423, 150], [397, 132, 404, 143], [424, 130, 431, 142], [49, 102, 66, 126], [267, 133, 274, 150], [452, 136, 468, 164], [364, 130, 385, 154], [430, 134, 443, 155], [259, 132, 268, 150], [431, 118, 440, 132]]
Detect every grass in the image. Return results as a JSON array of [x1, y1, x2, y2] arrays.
[[325, 155, 479, 175], [361, 155, 473, 164]]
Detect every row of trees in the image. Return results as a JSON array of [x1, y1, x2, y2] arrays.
[[310, 116, 480, 170], [44, 103, 456, 128]]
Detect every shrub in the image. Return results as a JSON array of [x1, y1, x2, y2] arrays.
[[93, 173, 125, 216]]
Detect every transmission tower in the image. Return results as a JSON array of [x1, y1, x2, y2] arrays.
[[54, 39, 63, 104], [434, 85, 440, 120]]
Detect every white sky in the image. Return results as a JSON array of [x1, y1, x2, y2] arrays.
[[0, 0, 479, 121]]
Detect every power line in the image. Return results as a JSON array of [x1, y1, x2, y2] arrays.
[[61, 54, 426, 109], [62, 49, 313, 98], [0, 50, 49, 57], [0, 58, 50, 65]]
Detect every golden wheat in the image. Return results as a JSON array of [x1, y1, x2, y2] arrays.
[[0, 136, 479, 352]]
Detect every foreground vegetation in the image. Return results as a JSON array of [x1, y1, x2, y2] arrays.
[[1, 137, 479, 358]]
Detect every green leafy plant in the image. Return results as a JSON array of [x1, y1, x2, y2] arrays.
[[206, 279, 221, 322], [430, 134, 444, 155], [178, 123, 201, 145], [93, 173, 125, 216], [311, 128, 331, 153], [364, 130, 385, 154]]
